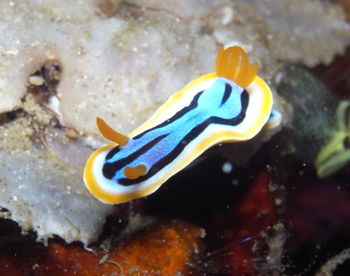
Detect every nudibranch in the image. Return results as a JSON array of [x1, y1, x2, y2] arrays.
[[84, 46, 278, 204]]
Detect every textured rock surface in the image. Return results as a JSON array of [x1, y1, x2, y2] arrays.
[[0, 0, 348, 135], [0, 96, 115, 244]]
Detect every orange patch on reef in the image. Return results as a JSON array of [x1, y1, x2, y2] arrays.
[[94, 221, 203, 275], [0, 221, 203, 276]]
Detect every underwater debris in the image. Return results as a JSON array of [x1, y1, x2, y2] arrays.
[[316, 248, 350, 275]]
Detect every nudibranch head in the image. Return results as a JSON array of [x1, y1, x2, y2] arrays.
[[84, 46, 278, 204]]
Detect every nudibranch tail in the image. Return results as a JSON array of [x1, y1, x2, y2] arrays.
[[216, 46, 258, 88], [265, 109, 282, 130], [96, 117, 129, 146]]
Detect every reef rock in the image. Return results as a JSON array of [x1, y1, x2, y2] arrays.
[[0, 0, 348, 135], [0, 95, 115, 244]]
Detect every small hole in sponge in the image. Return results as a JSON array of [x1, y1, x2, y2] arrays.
[[95, 0, 123, 17], [27, 61, 62, 105], [0, 109, 25, 124]]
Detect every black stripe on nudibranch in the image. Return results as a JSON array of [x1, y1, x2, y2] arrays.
[[106, 145, 121, 160], [103, 91, 204, 179], [119, 90, 249, 186], [220, 83, 232, 107], [102, 134, 168, 179], [133, 91, 204, 140], [103, 91, 203, 176]]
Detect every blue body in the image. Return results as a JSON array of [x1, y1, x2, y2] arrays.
[[103, 78, 246, 184]]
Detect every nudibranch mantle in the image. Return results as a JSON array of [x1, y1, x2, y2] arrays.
[[84, 46, 277, 204]]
